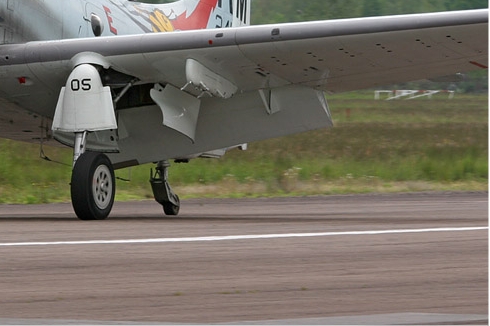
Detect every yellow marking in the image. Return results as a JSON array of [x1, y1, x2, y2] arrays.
[[149, 9, 174, 33]]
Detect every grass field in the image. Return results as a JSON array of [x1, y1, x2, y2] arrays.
[[0, 92, 487, 204]]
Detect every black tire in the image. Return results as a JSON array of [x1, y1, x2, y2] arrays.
[[163, 195, 180, 216], [71, 152, 115, 220]]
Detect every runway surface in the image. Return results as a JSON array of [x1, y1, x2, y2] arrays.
[[0, 192, 487, 325]]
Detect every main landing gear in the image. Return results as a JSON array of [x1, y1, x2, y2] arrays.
[[70, 154, 181, 220], [55, 63, 180, 220]]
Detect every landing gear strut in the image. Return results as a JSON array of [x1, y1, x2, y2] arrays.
[[150, 161, 180, 216]]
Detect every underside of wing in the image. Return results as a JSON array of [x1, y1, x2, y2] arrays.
[[0, 98, 54, 144], [238, 14, 488, 92]]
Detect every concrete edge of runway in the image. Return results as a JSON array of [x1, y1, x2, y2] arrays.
[[0, 313, 488, 325]]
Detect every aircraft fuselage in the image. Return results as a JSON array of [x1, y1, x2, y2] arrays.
[[0, 0, 247, 44]]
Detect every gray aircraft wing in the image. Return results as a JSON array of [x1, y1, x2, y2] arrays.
[[1, 9, 486, 92]]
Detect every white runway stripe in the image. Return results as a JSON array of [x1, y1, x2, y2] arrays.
[[0, 226, 487, 247]]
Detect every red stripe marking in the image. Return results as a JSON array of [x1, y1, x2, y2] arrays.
[[469, 61, 488, 69], [172, 0, 218, 30]]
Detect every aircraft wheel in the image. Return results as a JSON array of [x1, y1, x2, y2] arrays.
[[163, 195, 180, 216], [71, 152, 115, 220]]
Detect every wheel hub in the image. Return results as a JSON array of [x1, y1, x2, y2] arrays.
[[93, 165, 113, 210]]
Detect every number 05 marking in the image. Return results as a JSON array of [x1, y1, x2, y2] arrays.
[[71, 79, 92, 91]]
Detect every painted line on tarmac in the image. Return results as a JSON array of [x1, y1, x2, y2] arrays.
[[0, 313, 488, 325], [0, 226, 487, 247]]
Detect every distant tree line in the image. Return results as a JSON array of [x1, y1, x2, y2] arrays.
[[250, 0, 487, 24]]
